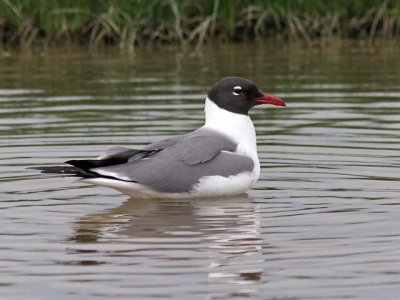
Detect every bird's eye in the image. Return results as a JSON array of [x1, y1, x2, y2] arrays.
[[233, 86, 242, 96]]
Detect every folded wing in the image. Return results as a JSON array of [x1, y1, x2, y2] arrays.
[[67, 128, 254, 193]]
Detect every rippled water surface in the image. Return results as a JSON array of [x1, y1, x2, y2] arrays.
[[1, 44, 400, 299]]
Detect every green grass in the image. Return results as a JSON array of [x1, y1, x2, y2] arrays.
[[1, 0, 400, 49]]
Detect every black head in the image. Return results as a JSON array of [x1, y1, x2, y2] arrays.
[[207, 77, 285, 115]]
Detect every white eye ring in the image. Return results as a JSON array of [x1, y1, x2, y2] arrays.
[[233, 86, 242, 96]]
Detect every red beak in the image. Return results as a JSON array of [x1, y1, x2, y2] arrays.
[[255, 93, 286, 107]]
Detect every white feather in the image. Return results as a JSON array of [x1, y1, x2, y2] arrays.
[[202, 97, 260, 181]]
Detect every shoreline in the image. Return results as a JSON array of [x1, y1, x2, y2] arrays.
[[1, 1, 400, 51], [1, 38, 400, 57]]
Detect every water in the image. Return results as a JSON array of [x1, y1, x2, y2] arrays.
[[1, 43, 400, 299]]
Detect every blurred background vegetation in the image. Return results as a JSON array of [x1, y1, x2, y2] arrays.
[[1, 0, 400, 50]]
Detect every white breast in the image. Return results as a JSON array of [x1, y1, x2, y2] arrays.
[[197, 98, 261, 194]]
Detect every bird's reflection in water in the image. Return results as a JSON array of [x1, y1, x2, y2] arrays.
[[72, 195, 264, 297]]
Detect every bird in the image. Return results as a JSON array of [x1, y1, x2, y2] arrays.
[[35, 77, 286, 199]]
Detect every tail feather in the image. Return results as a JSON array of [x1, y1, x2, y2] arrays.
[[31, 148, 155, 180], [30, 166, 95, 178]]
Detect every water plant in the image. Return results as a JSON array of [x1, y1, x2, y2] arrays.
[[1, 0, 400, 49]]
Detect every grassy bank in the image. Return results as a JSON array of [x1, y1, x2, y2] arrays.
[[1, 0, 400, 49]]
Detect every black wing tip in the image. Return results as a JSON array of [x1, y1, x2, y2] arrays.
[[65, 159, 81, 167], [65, 159, 98, 170], [65, 149, 152, 170]]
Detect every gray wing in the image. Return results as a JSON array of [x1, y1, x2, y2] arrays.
[[99, 129, 230, 165], [136, 127, 237, 165], [92, 129, 254, 193], [98, 147, 136, 159]]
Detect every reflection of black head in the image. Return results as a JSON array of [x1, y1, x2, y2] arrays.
[[208, 77, 264, 115]]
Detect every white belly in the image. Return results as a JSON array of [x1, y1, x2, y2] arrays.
[[83, 167, 258, 199], [190, 171, 257, 197]]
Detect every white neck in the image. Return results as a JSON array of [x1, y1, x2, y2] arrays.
[[203, 97, 258, 158]]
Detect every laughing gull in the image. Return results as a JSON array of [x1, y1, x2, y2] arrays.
[[36, 77, 285, 198]]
